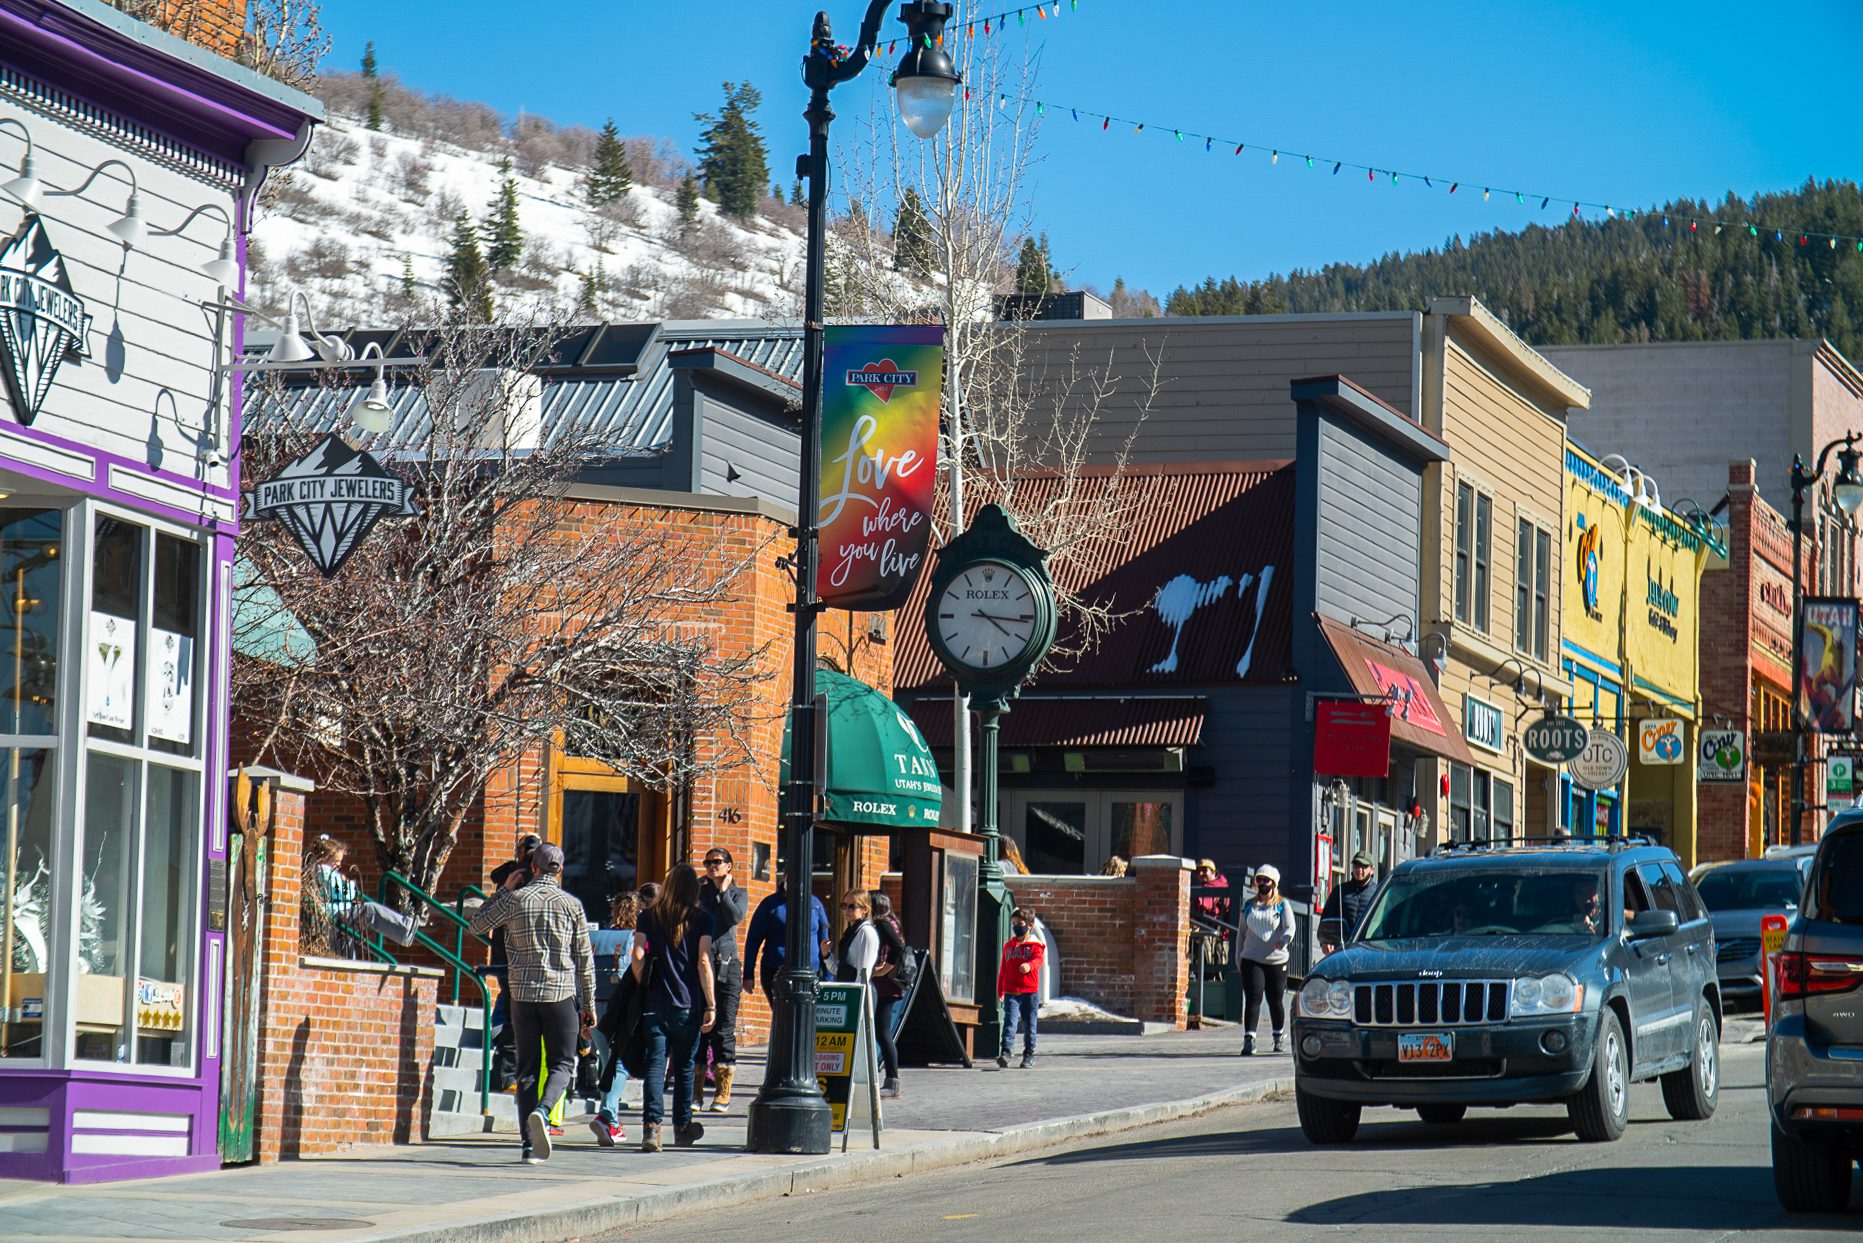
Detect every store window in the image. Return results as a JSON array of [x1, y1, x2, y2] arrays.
[[1515, 519, 1550, 661], [1449, 764, 1503, 842], [77, 515, 205, 1070], [1005, 790, 1184, 875]]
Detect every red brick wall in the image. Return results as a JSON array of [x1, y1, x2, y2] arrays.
[[115, 0, 248, 56], [252, 776, 439, 1161]]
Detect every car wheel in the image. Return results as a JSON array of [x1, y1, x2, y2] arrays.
[[1659, 999, 1719, 1121], [1568, 1008, 1629, 1142], [1296, 1082, 1361, 1144], [1772, 1121, 1854, 1213], [1416, 1104, 1467, 1125]]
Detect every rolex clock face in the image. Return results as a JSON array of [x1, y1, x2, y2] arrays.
[[934, 559, 1040, 675]]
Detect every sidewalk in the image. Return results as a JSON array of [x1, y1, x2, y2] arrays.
[[0, 1027, 1291, 1243]]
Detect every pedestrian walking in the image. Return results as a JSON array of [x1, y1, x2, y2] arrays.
[[697, 847, 748, 1113], [466, 842, 595, 1165], [868, 892, 911, 1099], [1238, 863, 1295, 1056], [742, 869, 832, 1006], [585, 890, 638, 1146], [484, 833, 541, 1091], [1319, 850, 1379, 953], [631, 863, 716, 1153], [995, 907, 1044, 1070], [305, 836, 424, 948]]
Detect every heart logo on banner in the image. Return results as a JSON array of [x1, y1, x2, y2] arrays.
[[853, 358, 906, 403]]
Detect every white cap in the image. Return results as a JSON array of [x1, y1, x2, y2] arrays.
[[1255, 864, 1281, 884]]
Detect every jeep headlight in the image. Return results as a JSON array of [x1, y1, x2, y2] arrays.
[[1509, 973, 1582, 1017], [1299, 977, 1354, 1020]]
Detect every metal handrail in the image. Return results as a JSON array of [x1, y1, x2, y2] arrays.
[[377, 871, 496, 1126]]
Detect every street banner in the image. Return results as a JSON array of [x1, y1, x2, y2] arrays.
[[817, 324, 943, 611], [1697, 729, 1746, 783], [1798, 597, 1859, 733], [1637, 717, 1685, 766]]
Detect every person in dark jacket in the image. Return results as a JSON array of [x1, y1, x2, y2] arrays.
[[696, 847, 749, 1113], [742, 870, 831, 1003], [1320, 851, 1379, 952]]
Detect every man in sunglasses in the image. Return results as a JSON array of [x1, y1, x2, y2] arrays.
[[1571, 877, 1603, 936], [696, 847, 748, 1111]]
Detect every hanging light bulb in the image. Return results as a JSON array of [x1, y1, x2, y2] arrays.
[[106, 190, 146, 247]]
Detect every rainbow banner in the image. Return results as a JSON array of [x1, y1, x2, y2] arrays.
[[816, 325, 942, 611]]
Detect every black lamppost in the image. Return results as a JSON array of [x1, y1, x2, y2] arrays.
[[745, 1, 958, 1156], [1788, 433, 1863, 847]]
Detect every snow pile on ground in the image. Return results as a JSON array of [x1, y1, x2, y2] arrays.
[[248, 109, 810, 327], [1040, 995, 1134, 1023]]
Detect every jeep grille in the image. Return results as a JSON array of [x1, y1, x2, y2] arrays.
[[1353, 979, 1511, 1026]]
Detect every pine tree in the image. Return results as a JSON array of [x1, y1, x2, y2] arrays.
[[484, 157, 522, 271], [693, 82, 770, 221], [399, 254, 416, 301], [1014, 233, 1055, 295], [446, 209, 493, 321], [675, 173, 701, 238], [578, 259, 603, 320], [362, 42, 383, 132], [791, 179, 805, 207], [585, 119, 633, 207], [894, 187, 932, 276]]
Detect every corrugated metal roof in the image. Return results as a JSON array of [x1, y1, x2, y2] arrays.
[[896, 463, 1297, 692], [907, 697, 1207, 750], [242, 320, 805, 455]]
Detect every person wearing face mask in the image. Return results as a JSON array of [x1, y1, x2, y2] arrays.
[[994, 908, 1045, 1070], [1237, 864, 1296, 1056]]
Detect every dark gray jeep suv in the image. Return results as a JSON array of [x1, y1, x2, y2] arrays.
[[1767, 813, 1863, 1212], [1292, 838, 1720, 1144]]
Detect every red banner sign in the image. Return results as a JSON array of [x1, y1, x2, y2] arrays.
[[815, 325, 943, 611], [1314, 699, 1393, 778]]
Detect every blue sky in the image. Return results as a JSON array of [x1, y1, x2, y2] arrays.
[[315, 0, 1863, 299]]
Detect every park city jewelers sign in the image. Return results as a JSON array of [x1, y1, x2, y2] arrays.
[[816, 325, 942, 611], [0, 213, 92, 426], [247, 434, 419, 576]]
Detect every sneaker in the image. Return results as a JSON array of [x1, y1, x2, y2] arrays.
[[995, 1053, 1009, 1069], [1019, 1052, 1035, 1070], [548, 1124, 564, 1138], [519, 1147, 540, 1165], [674, 1120, 705, 1147], [1241, 1033, 1256, 1057], [525, 1110, 553, 1161], [641, 1123, 663, 1153], [588, 1117, 621, 1148], [1272, 1031, 1286, 1054], [881, 1076, 901, 1099]]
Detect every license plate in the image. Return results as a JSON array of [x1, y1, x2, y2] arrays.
[[1397, 1031, 1454, 1063]]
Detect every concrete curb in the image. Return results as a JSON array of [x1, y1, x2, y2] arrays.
[[349, 1077, 1294, 1243]]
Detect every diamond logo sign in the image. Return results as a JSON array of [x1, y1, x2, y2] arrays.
[[0, 212, 92, 426], [247, 434, 419, 577]]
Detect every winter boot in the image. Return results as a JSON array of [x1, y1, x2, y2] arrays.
[[1242, 1032, 1256, 1057], [1272, 1030, 1286, 1054], [640, 1124, 662, 1153], [674, 1120, 706, 1147], [708, 1066, 735, 1113]]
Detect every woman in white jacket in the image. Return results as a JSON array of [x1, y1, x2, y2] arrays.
[[1237, 863, 1296, 1055]]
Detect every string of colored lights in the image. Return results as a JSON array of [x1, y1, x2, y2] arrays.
[[874, 0, 1078, 58], [972, 87, 1863, 251]]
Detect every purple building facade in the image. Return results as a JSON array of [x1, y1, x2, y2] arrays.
[[0, 0, 317, 1182]]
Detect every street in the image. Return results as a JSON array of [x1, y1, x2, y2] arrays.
[[607, 1042, 1858, 1241]]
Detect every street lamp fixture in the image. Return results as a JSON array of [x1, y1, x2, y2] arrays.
[[745, 0, 959, 1159], [1787, 430, 1863, 846], [0, 120, 40, 210], [351, 343, 395, 434]]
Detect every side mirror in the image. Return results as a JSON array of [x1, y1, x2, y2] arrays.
[[1628, 908, 1680, 939]]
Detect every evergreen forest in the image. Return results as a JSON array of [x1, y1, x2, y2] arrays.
[[1165, 181, 1863, 361]]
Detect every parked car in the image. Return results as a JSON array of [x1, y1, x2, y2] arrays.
[[1692, 858, 1813, 1011], [1767, 814, 1863, 1213], [1292, 838, 1719, 1145]]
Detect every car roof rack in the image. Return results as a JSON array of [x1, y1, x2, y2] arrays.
[[1429, 835, 1654, 856]]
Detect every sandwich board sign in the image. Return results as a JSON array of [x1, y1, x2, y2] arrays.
[[815, 981, 881, 1150]]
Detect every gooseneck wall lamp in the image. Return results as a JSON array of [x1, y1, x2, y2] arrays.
[[745, 0, 959, 1159], [45, 157, 144, 248], [152, 202, 239, 287], [0, 120, 39, 210]]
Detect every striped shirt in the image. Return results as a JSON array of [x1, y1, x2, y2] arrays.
[[468, 876, 595, 1007]]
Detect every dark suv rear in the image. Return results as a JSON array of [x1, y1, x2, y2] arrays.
[[1767, 814, 1863, 1212]]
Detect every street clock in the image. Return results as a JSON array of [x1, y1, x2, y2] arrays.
[[923, 505, 1057, 703]]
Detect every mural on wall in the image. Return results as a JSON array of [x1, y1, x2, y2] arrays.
[[0, 213, 92, 428], [1147, 567, 1276, 677], [1575, 512, 1604, 618]]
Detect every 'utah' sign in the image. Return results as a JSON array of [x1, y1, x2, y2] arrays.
[[816, 324, 942, 611]]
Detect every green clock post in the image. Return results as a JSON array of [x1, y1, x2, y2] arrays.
[[923, 505, 1057, 1056]]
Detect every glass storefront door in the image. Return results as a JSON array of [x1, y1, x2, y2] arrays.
[[1005, 790, 1185, 874]]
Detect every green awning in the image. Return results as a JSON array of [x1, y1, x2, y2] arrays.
[[231, 556, 316, 669], [781, 670, 942, 830]]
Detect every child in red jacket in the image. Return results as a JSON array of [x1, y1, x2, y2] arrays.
[[995, 908, 1045, 1069]]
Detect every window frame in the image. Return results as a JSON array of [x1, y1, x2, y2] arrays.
[[1454, 482, 1473, 624]]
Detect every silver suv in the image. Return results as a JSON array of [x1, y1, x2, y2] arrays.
[[1767, 813, 1863, 1212]]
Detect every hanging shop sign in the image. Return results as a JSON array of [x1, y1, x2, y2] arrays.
[[1523, 713, 1590, 764], [1828, 755, 1854, 811], [0, 212, 92, 427], [1569, 728, 1629, 791], [817, 324, 942, 611], [1798, 597, 1859, 734], [1462, 696, 1505, 753], [247, 434, 420, 577], [1637, 717, 1686, 766], [1697, 729, 1746, 783], [1314, 699, 1392, 778]]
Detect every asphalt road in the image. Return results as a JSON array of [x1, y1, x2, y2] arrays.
[[606, 1042, 1862, 1242]]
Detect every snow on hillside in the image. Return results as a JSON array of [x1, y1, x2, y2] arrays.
[[248, 108, 809, 328]]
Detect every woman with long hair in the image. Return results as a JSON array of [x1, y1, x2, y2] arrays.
[[304, 836, 422, 949], [586, 890, 641, 1147], [630, 864, 715, 1152], [1236, 863, 1295, 1056], [866, 892, 910, 1099]]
